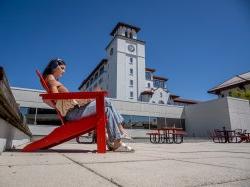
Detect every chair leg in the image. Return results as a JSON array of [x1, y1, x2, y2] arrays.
[[167, 134, 174, 144], [154, 134, 160, 143], [149, 135, 154, 143], [174, 135, 183, 144], [218, 137, 226, 143], [153, 135, 157, 143], [160, 134, 166, 143], [96, 119, 106, 153]]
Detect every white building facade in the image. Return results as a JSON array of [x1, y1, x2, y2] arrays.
[[79, 22, 170, 105], [11, 87, 185, 138], [11, 86, 250, 138]]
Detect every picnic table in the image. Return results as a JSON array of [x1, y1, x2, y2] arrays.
[[239, 132, 250, 143], [147, 127, 187, 144], [210, 128, 250, 143]]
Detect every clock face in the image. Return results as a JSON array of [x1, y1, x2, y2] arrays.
[[128, 45, 135, 52]]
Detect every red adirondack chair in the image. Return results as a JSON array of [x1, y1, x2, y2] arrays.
[[22, 70, 107, 153]]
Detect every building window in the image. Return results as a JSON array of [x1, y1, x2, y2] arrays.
[[160, 92, 163, 97], [100, 66, 104, 75], [36, 108, 61, 125], [153, 80, 165, 88], [125, 31, 128, 37], [94, 72, 98, 80], [130, 80, 133, 86], [20, 107, 61, 126], [90, 78, 93, 85], [130, 68, 133, 75], [99, 78, 103, 84], [129, 32, 133, 39], [147, 83, 150, 88], [129, 57, 133, 64], [146, 72, 151, 80], [110, 48, 113, 56], [130, 91, 134, 98]]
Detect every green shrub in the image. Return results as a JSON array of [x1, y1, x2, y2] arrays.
[[229, 89, 250, 100]]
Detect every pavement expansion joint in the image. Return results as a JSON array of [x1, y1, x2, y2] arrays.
[[194, 177, 250, 187], [81, 158, 168, 165], [77, 155, 250, 172], [0, 163, 72, 167], [172, 158, 250, 172], [167, 151, 250, 154], [61, 153, 123, 187]]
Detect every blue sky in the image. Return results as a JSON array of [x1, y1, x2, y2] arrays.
[[1, 0, 250, 101]]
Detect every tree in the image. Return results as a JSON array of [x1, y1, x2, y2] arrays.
[[229, 89, 250, 101]]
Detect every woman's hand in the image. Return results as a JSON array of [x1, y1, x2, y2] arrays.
[[93, 86, 102, 92], [76, 99, 93, 106]]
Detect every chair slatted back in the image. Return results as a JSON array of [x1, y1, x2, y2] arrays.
[[35, 70, 65, 125]]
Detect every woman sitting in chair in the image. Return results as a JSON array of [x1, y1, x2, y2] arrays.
[[42, 58, 134, 152]]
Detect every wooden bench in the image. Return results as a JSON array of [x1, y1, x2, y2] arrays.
[[0, 67, 31, 136], [0, 67, 31, 152], [22, 70, 107, 153]]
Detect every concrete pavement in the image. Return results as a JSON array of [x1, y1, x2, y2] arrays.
[[1, 141, 250, 187]]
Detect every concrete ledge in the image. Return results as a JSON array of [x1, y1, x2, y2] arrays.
[[0, 118, 30, 152], [0, 67, 31, 136]]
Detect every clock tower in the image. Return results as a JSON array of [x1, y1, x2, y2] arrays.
[[106, 22, 146, 101]]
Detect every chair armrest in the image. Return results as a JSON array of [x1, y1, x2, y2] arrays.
[[40, 91, 107, 100]]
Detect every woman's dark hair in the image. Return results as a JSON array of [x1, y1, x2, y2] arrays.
[[42, 58, 66, 77]]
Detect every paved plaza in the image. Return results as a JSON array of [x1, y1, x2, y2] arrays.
[[1, 141, 250, 187]]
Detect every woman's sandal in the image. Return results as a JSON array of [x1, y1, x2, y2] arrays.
[[106, 141, 114, 151], [113, 143, 135, 153]]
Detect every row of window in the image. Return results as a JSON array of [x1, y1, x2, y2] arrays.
[[153, 80, 165, 89], [146, 80, 165, 89], [128, 56, 134, 99], [85, 66, 105, 89], [116, 27, 137, 39], [20, 107, 185, 130], [20, 107, 61, 125], [122, 114, 185, 130], [146, 72, 166, 89], [125, 31, 134, 39]]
